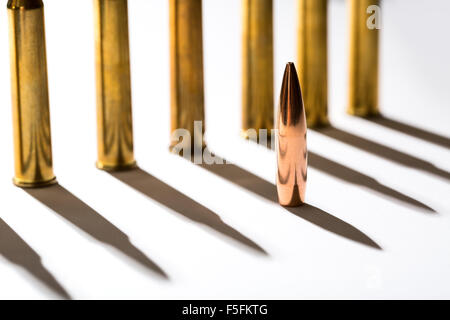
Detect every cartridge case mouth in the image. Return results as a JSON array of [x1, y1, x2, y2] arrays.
[[13, 176, 57, 189], [96, 161, 137, 172], [7, 0, 43, 10]]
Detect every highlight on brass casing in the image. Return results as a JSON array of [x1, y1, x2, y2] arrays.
[[169, 0, 206, 152], [297, 0, 329, 128], [276, 63, 307, 207], [241, 0, 274, 139], [94, 0, 136, 171], [8, 0, 56, 188], [347, 0, 380, 117]]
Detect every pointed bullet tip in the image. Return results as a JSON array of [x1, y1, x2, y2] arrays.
[[281, 62, 300, 89], [285, 62, 296, 72], [279, 62, 304, 126]]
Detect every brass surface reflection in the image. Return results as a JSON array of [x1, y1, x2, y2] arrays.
[[94, 0, 136, 171], [348, 0, 380, 117], [241, 0, 274, 139], [8, 0, 56, 187], [297, 0, 329, 128], [170, 0, 206, 151]]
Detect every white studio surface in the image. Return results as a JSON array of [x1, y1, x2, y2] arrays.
[[0, 0, 449, 299]]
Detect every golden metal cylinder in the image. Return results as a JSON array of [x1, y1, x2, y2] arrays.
[[169, 0, 206, 151], [297, 0, 329, 128], [8, 0, 56, 188], [241, 0, 274, 139], [94, 0, 136, 170], [347, 0, 380, 117]]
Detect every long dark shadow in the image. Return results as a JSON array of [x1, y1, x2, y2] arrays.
[[368, 115, 450, 149], [198, 155, 381, 250], [25, 184, 167, 279], [110, 167, 267, 255], [314, 126, 450, 181], [308, 152, 435, 213], [257, 141, 433, 212], [0, 218, 71, 299]]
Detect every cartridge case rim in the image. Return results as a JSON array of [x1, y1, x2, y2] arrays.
[[13, 176, 57, 188], [346, 106, 380, 118], [240, 130, 273, 140], [277, 184, 303, 207], [96, 160, 137, 172]]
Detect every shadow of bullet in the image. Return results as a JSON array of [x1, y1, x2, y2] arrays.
[[197, 154, 381, 250], [261, 136, 435, 212]]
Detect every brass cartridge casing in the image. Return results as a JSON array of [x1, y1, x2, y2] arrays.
[[348, 0, 380, 117], [94, 0, 136, 170], [241, 0, 274, 139], [8, 0, 56, 188], [276, 63, 307, 207], [169, 0, 206, 151], [297, 0, 329, 128]]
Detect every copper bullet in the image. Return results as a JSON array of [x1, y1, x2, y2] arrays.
[[241, 0, 274, 141], [347, 0, 380, 117], [276, 63, 307, 207], [8, 0, 57, 188], [169, 0, 206, 153], [94, 0, 136, 171], [297, 0, 329, 128]]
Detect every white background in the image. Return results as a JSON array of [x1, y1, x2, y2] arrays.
[[0, 0, 449, 299]]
